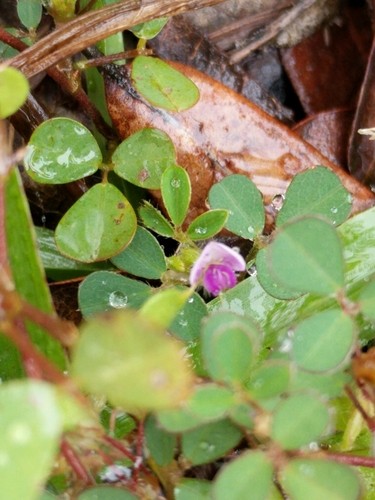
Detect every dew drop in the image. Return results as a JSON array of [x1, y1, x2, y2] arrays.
[[188, 297, 194, 304], [330, 207, 338, 214], [194, 227, 207, 235], [171, 178, 181, 188], [271, 194, 285, 211], [178, 319, 188, 327], [108, 291, 128, 309], [279, 338, 292, 353], [247, 264, 257, 277], [247, 225, 254, 235]]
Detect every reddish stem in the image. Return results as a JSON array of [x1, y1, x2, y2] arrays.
[[0, 27, 114, 140], [345, 385, 375, 432], [61, 438, 95, 485], [103, 435, 137, 463]]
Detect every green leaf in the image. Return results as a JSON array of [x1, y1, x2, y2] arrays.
[[267, 216, 345, 296], [139, 201, 174, 238], [246, 361, 291, 400], [17, 0, 42, 30], [280, 458, 362, 500], [161, 165, 191, 227], [112, 128, 176, 189], [208, 174, 265, 239], [24, 118, 102, 184], [145, 414, 176, 466], [111, 226, 166, 279], [181, 419, 242, 465], [78, 270, 152, 318], [228, 403, 254, 429], [186, 384, 236, 422], [72, 310, 193, 414], [77, 486, 138, 500], [201, 312, 262, 384], [212, 451, 273, 500], [100, 406, 136, 439], [36, 226, 112, 280], [174, 479, 211, 500], [209, 208, 375, 394], [276, 166, 352, 227], [170, 293, 208, 342], [0, 381, 66, 500], [157, 408, 207, 433], [139, 288, 190, 329], [132, 56, 199, 112], [4, 169, 66, 372], [291, 309, 356, 373], [130, 18, 169, 39], [271, 394, 330, 449], [256, 248, 304, 300], [55, 183, 137, 262], [359, 280, 375, 321], [187, 209, 229, 241], [0, 67, 29, 118]]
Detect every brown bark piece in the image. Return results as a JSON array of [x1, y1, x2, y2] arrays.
[[148, 16, 293, 123], [105, 60, 374, 223], [348, 38, 375, 186], [293, 109, 354, 169], [282, 11, 370, 114]]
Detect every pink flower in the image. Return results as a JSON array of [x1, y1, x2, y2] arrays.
[[189, 242, 246, 296]]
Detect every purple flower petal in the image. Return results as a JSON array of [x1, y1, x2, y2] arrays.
[[189, 241, 246, 294], [203, 264, 237, 296]]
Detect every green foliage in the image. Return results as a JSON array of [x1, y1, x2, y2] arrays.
[[132, 56, 200, 112], [291, 309, 356, 372], [276, 166, 352, 227], [130, 18, 169, 39], [161, 165, 191, 227], [77, 487, 137, 500], [280, 458, 362, 499], [55, 182, 137, 262], [71, 310, 193, 414], [265, 216, 345, 296], [111, 225, 166, 279], [78, 270, 152, 318], [0, 380, 88, 500], [187, 209, 229, 240], [213, 451, 273, 500], [5, 169, 66, 372], [7, 11, 375, 494], [0, 66, 29, 118], [270, 394, 330, 449], [17, 0, 43, 30], [201, 312, 261, 384], [208, 174, 265, 238], [24, 118, 102, 184], [112, 128, 176, 189]]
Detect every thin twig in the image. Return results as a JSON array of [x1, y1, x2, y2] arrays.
[[229, 0, 316, 64], [10, 0, 226, 78]]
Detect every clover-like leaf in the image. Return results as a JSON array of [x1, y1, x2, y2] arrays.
[[208, 174, 265, 239], [280, 458, 362, 500], [267, 216, 345, 296], [24, 118, 102, 184], [111, 225, 166, 279], [130, 18, 169, 39], [72, 310, 193, 414], [132, 56, 199, 112], [187, 210, 228, 241], [55, 183, 137, 262], [0, 66, 29, 119], [276, 166, 352, 227], [291, 309, 356, 373], [112, 128, 176, 189], [161, 165, 191, 227]]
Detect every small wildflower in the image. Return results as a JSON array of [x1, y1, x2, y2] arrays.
[[189, 241, 246, 296]]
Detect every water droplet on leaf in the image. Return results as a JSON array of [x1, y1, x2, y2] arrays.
[[108, 291, 128, 309]]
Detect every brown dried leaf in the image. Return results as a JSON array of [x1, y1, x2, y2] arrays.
[[105, 60, 374, 223]]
